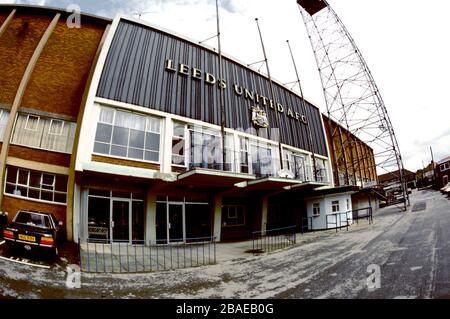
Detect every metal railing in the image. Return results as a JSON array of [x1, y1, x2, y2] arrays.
[[352, 207, 373, 225], [187, 148, 329, 183], [301, 217, 313, 233], [78, 237, 216, 273], [326, 212, 351, 232], [252, 226, 297, 255]]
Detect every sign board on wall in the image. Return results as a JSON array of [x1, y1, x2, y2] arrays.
[[97, 19, 328, 156]]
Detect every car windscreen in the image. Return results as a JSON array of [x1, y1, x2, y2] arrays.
[[14, 212, 51, 228]]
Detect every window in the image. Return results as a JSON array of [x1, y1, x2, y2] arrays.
[[4, 166, 68, 204], [0, 109, 10, 141], [331, 200, 340, 213], [172, 122, 186, 166], [15, 211, 51, 228], [250, 143, 273, 177], [93, 107, 161, 163], [315, 159, 328, 182], [284, 151, 291, 171], [441, 163, 450, 172], [49, 119, 64, 135], [189, 126, 222, 170], [25, 115, 40, 131], [222, 205, 246, 227], [292, 153, 307, 180], [224, 133, 234, 172], [11, 113, 76, 153], [346, 198, 350, 210], [312, 203, 320, 217], [239, 137, 249, 173], [87, 190, 144, 241]]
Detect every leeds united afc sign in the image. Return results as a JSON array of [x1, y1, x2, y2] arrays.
[[251, 106, 269, 128]]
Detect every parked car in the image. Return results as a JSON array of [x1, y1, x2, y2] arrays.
[[0, 212, 8, 239], [3, 210, 63, 257]]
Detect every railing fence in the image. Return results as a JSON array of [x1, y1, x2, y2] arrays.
[[78, 237, 216, 273], [326, 212, 350, 232], [252, 226, 297, 255], [352, 207, 373, 225]]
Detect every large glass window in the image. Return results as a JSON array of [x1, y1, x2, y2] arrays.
[[285, 151, 309, 181], [0, 109, 10, 141], [222, 205, 246, 227], [93, 107, 161, 163], [239, 137, 249, 174], [250, 143, 273, 177], [11, 113, 76, 153], [5, 166, 68, 204], [315, 158, 328, 182], [172, 122, 186, 166], [189, 126, 221, 170], [293, 154, 308, 181], [185, 203, 211, 239], [87, 190, 144, 242]]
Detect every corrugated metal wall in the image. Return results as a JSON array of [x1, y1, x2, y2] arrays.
[[97, 20, 328, 156]]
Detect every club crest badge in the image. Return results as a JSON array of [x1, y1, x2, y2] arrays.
[[251, 106, 269, 128]]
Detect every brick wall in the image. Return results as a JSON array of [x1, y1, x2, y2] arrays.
[[0, 13, 52, 105], [0, 12, 7, 26], [323, 114, 378, 184], [21, 20, 105, 117], [2, 195, 66, 226], [9, 145, 71, 167]]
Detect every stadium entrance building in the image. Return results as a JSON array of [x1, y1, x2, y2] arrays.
[[74, 17, 334, 243], [2, 5, 376, 244]]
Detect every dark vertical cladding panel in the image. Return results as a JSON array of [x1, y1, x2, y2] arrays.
[[97, 20, 328, 156]]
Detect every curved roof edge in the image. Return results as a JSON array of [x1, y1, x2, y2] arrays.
[[0, 3, 111, 25], [0, 4, 323, 112], [118, 15, 324, 113]]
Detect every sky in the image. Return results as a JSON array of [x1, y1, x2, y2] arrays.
[[2, 0, 449, 171]]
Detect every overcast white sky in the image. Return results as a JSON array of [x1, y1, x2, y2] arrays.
[[2, 0, 449, 171]]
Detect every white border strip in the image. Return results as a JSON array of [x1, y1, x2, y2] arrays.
[[0, 256, 51, 269], [0, 240, 5, 246]]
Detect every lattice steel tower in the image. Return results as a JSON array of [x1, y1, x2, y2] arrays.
[[296, 0, 408, 210]]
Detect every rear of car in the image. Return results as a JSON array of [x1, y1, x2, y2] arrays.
[[3, 211, 59, 257], [0, 212, 8, 239]]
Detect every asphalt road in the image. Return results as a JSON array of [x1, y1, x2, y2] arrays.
[[0, 189, 449, 299], [277, 189, 450, 299]]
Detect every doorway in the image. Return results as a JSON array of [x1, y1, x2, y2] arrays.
[[168, 203, 185, 243], [111, 200, 130, 242], [86, 189, 145, 243], [156, 202, 185, 244]]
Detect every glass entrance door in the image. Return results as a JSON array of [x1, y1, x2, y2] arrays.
[[168, 203, 184, 243], [111, 200, 130, 242]]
